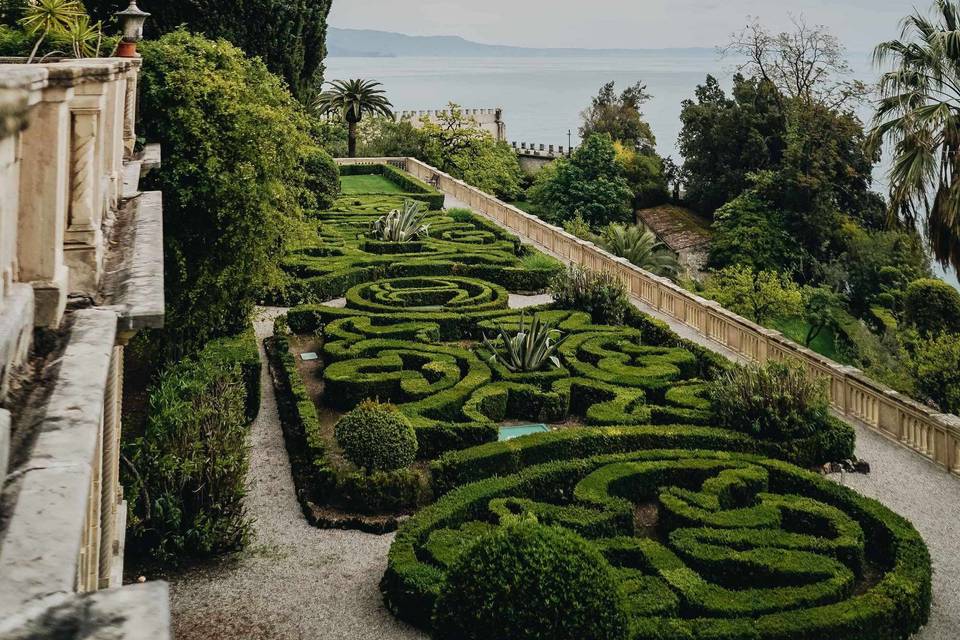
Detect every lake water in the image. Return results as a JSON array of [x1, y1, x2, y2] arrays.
[[325, 53, 960, 288]]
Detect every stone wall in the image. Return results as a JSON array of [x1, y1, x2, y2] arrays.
[[0, 57, 167, 637], [511, 141, 575, 175], [396, 107, 506, 141]]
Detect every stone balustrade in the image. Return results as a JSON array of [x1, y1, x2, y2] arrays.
[[337, 156, 960, 478], [0, 57, 167, 637]]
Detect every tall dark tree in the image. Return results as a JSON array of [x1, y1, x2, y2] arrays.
[[580, 81, 656, 150], [83, 0, 333, 100], [678, 74, 786, 215]]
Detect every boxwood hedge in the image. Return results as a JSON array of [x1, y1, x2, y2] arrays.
[[382, 450, 931, 640]]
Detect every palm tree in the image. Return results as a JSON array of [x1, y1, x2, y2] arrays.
[[597, 224, 680, 279], [313, 79, 393, 158], [868, 0, 960, 272]]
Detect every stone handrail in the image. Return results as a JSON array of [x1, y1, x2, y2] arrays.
[[337, 156, 960, 478]]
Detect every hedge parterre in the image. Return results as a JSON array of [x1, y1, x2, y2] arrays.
[[271, 175, 854, 517], [381, 449, 931, 640], [271, 168, 564, 306]]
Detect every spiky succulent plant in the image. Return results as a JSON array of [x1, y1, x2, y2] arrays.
[[369, 199, 430, 243], [482, 312, 565, 373]]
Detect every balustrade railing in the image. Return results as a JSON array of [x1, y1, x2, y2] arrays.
[[336, 157, 960, 478]]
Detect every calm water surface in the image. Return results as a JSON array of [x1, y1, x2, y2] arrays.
[[325, 53, 960, 288]]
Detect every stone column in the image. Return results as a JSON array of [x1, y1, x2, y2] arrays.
[[17, 72, 76, 328], [64, 107, 102, 294], [98, 346, 121, 588], [122, 64, 139, 159], [60, 64, 112, 296]]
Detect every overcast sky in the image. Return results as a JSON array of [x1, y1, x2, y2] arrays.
[[329, 0, 917, 53]]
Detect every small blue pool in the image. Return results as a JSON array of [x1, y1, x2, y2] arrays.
[[498, 424, 550, 441]]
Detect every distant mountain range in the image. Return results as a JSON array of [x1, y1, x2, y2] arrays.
[[327, 27, 715, 58]]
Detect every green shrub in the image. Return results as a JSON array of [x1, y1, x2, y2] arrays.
[[123, 333, 259, 563], [335, 399, 419, 472], [432, 520, 630, 640], [302, 146, 340, 210], [139, 31, 328, 356], [384, 450, 931, 640], [267, 332, 431, 514], [910, 332, 960, 414], [903, 278, 960, 336], [709, 360, 829, 441], [550, 264, 629, 325]]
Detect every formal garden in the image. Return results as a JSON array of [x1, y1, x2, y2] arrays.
[[260, 166, 931, 639]]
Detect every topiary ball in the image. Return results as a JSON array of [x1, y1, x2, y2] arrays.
[[334, 399, 418, 472], [432, 519, 630, 640]]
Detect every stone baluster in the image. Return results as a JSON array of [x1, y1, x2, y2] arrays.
[[17, 68, 77, 327], [122, 62, 140, 158]]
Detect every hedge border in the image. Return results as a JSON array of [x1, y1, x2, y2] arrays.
[[265, 326, 432, 523], [382, 449, 931, 640]]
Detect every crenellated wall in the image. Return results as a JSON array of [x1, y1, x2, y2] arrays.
[[395, 107, 506, 141], [511, 141, 575, 174]]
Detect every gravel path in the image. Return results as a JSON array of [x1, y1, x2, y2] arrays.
[[834, 425, 960, 638], [168, 308, 427, 640]]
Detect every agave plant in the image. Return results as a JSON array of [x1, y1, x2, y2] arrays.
[[481, 312, 565, 373], [370, 199, 430, 243], [19, 0, 85, 62]]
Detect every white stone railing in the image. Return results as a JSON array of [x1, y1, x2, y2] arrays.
[[1, 57, 165, 631], [337, 157, 960, 478]]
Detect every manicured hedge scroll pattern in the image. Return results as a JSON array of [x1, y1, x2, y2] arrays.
[[274, 174, 563, 305], [272, 169, 853, 519], [382, 450, 931, 640]]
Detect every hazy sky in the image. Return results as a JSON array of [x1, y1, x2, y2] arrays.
[[329, 0, 916, 53]]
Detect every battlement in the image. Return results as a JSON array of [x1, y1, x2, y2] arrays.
[[395, 107, 506, 141], [511, 141, 576, 159], [396, 107, 503, 119]]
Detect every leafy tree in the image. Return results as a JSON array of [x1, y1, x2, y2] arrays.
[[580, 80, 656, 150], [869, 0, 960, 272], [529, 134, 632, 228], [910, 332, 960, 414], [85, 0, 333, 101], [597, 223, 679, 279], [903, 278, 960, 337], [418, 104, 524, 199], [678, 74, 786, 215], [703, 265, 803, 325], [709, 187, 801, 272], [314, 78, 393, 158], [139, 31, 323, 356], [838, 224, 930, 315], [763, 102, 883, 261], [613, 141, 668, 208], [725, 16, 869, 110], [802, 286, 843, 347], [357, 117, 424, 158]]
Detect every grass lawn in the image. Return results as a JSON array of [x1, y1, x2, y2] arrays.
[[340, 174, 405, 195], [510, 200, 541, 215], [771, 316, 847, 363]]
